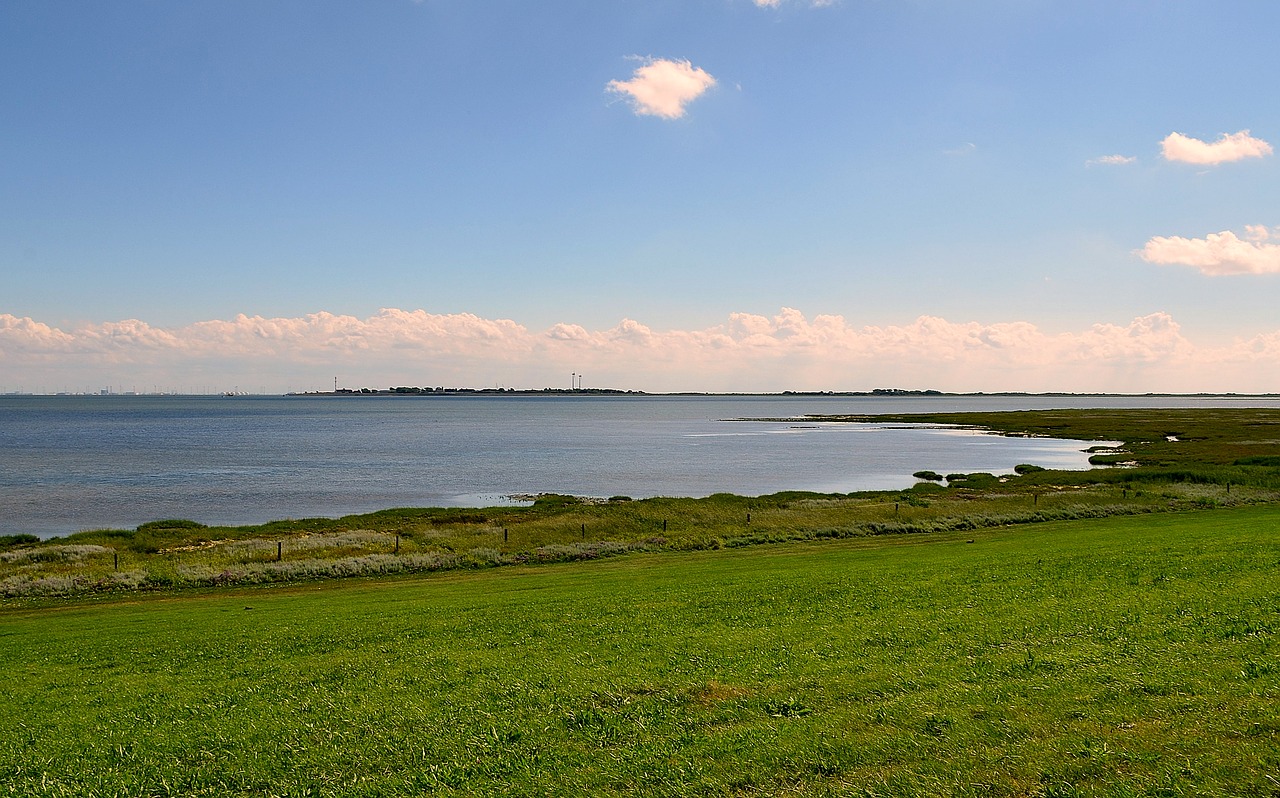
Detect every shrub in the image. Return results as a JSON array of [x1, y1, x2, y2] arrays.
[[1014, 464, 1046, 474], [909, 482, 945, 494], [0, 534, 40, 548], [1089, 453, 1130, 466], [959, 473, 1000, 489], [532, 494, 582, 510], [912, 470, 943, 482]]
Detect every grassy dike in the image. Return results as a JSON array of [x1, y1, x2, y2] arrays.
[[2, 507, 1278, 796]]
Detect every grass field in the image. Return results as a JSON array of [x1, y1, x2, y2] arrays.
[[3, 506, 1278, 796]]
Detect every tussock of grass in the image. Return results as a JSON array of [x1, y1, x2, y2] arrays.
[[175, 551, 460, 586], [0, 543, 111, 564]]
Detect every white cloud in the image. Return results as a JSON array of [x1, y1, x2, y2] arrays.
[[944, 142, 976, 156], [607, 57, 716, 120], [5, 308, 1280, 394], [1139, 226, 1280, 275], [1160, 130, 1273, 165], [1087, 154, 1136, 166], [752, 0, 835, 6]]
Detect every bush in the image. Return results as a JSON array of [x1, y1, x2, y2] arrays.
[[909, 482, 945, 494], [962, 473, 1000, 488], [0, 534, 40, 548], [532, 494, 582, 510], [912, 470, 943, 482], [945, 473, 999, 489], [1089, 454, 1129, 466], [1014, 464, 1046, 474]]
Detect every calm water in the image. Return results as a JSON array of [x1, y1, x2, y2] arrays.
[[4, 393, 1278, 537]]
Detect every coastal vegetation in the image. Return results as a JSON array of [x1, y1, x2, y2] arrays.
[[5, 408, 1279, 599]]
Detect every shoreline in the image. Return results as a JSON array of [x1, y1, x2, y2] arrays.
[[7, 389, 1280, 398]]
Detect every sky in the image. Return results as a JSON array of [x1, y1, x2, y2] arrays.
[[3, 0, 1279, 394]]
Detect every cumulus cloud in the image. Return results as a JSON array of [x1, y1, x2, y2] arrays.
[[1087, 154, 1136, 166], [6, 308, 1280, 394], [607, 57, 716, 120], [1139, 225, 1280, 275], [1160, 130, 1273, 165]]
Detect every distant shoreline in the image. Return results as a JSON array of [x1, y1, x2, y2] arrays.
[[284, 387, 1280, 399], [5, 388, 1280, 399]]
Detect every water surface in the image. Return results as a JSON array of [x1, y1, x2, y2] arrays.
[[4, 393, 1276, 537]]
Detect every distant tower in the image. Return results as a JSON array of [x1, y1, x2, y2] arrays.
[[334, 376, 338, 392]]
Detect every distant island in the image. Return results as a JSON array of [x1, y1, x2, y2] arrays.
[[285, 387, 953, 397], [281, 386, 1277, 398], [286, 386, 645, 396]]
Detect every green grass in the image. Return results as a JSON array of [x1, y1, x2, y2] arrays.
[[3, 507, 1279, 796]]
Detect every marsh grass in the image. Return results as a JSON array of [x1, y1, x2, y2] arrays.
[[4, 475, 1277, 598]]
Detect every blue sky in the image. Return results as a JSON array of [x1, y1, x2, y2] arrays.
[[3, 1, 1279, 393]]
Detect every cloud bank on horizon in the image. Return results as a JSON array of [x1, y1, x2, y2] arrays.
[[3, 2, 1280, 392], [5, 307, 1280, 395]]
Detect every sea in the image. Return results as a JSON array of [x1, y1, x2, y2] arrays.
[[4, 393, 1279, 538]]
